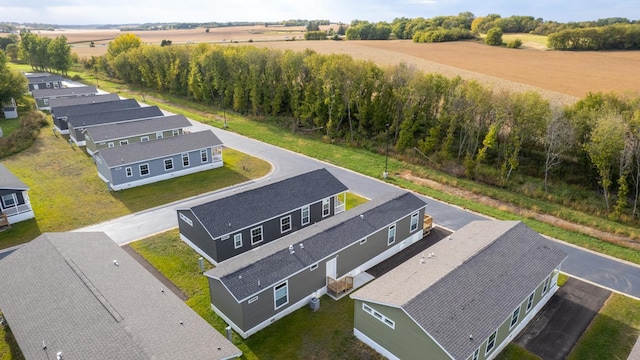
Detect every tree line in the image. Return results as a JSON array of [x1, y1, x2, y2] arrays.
[[548, 24, 640, 50], [92, 37, 640, 219], [18, 32, 74, 75]]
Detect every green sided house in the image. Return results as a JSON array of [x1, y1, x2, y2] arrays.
[[351, 220, 567, 360]]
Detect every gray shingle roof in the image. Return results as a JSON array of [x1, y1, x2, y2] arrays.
[[49, 93, 121, 108], [67, 106, 163, 128], [354, 221, 567, 360], [51, 99, 140, 119], [189, 168, 348, 239], [32, 86, 98, 98], [86, 114, 192, 142], [0, 232, 242, 360], [28, 75, 64, 84], [206, 191, 427, 302], [0, 163, 29, 190], [97, 130, 222, 167]]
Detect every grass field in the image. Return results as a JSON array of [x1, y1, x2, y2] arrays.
[[0, 116, 271, 249]]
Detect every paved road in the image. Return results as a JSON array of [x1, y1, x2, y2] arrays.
[[9, 119, 639, 300]]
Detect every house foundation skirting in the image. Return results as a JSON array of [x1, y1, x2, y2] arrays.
[[105, 161, 223, 191]]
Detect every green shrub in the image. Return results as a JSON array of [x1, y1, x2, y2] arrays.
[[0, 111, 49, 158], [71, 74, 83, 81], [507, 38, 523, 48], [486, 27, 504, 46]]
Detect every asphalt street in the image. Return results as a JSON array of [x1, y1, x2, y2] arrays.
[[5, 119, 640, 299]]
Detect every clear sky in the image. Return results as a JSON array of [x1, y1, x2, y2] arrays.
[[1, 0, 638, 25]]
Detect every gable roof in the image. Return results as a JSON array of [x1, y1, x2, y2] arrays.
[[352, 221, 567, 360], [67, 106, 164, 129], [206, 191, 427, 302], [51, 99, 140, 119], [28, 75, 64, 84], [0, 232, 242, 360], [49, 93, 121, 109], [189, 168, 349, 239], [97, 130, 222, 167], [0, 164, 29, 190], [86, 114, 192, 143], [32, 86, 98, 99]]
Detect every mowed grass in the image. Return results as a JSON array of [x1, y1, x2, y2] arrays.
[[0, 117, 270, 249], [501, 33, 548, 48], [0, 315, 24, 360], [495, 344, 541, 360], [567, 293, 640, 360], [0, 118, 21, 138]]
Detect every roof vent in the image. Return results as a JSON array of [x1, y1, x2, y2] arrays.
[[299, 243, 304, 249], [360, 214, 364, 220], [42, 340, 46, 350], [469, 334, 473, 340], [448, 236, 453, 241], [289, 245, 295, 254], [258, 280, 261, 287], [56, 352, 63, 360], [113, 260, 119, 266]]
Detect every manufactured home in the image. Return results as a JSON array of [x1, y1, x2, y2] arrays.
[[49, 93, 120, 109], [178, 168, 348, 265], [205, 191, 430, 338], [51, 98, 140, 135], [32, 86, 98, 111], [0, 164, 35, 227], [351, 221, 567, 360], [94, 130, 223, 191]]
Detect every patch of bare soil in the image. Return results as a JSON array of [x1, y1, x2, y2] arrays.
[[399, 170, 640, 251]]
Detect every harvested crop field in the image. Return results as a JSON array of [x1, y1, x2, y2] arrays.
[[35, 27, 640, 105]]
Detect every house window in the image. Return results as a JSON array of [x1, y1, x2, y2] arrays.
[[322, 198, 330, 217], [201, 149, 208, 163], [310, 263, 318, 271], [274, 282, 288, 309], [281, 215, 292, 233], [139, 163, 149, 176], [250, 226, 263, 245], [526, 292, 535, 312], [179, 213, 193, 226], [388, 224, 396, 246], [140, 136, 150, 142], [125, 167, 133, 177], [1, 194, 16, 208], [108, 142, 115, 148], [234, 234, 242, 249], [509, 307, 520, 329], [362, 303, 395, 329], [542, 276, 550, 295], [410, 212, 419, 232], [43, 98, 49, 105], [301, 206, 310, 225], [485, 330, 497, 355], [120, 139, 129, 146], [164, 158, 174, 171], [156, 131, 163, 139], [182, 153, 190, 167], [172, 129, 180, 136], [472, 348, 479, 360]]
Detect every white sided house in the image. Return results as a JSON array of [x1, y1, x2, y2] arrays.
[[94, 130, 223, 191], [351, 221, 567, 360]]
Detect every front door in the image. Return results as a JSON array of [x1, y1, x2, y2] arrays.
[[326, 257, 337, 280]]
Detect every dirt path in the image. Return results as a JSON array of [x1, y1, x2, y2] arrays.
[[399, 171, 640, 251]]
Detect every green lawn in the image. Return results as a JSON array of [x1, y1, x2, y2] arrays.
[[0, 118, 21, 139], [0, 315, 24, 360], [0, 116, 271, 249]]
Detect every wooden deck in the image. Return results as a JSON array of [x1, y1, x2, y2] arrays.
[[327, 276, 353, 296], [0, 213, 10, 230]]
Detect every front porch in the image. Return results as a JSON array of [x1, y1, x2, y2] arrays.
[[326, 272, 375, 300]]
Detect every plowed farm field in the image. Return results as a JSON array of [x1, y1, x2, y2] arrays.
[[37, 26, 640, 105]]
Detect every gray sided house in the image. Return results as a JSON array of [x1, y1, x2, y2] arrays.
[[49, 93, 120, 109], [32, 86, 99, 111], [85, 114, 192, 156], [0, 163, 35, 226], [178, 168, 348, 265], [351, 221, 567, 360], [0, 232, 242, 360], [27, 75, 64, 92], [51, 98, 140, 135], [67, 106, 164, 146], [205, 191, 429, 338], [94, 130, 223, 191]]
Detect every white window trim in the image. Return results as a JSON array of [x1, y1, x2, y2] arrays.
[[248, 296, 259, 304], [1, 194, 16, 208], [542, 276, 550, 295], [301, 205, 310, 225], [360, 238, 367, 245], [362, 303, 395, 329], [322, 198, 330, 217], [410, 212, 419, 232], [233, 233, 243, 249], [164, 158, 174, 171], [179, 213, 193, 226], [182, 153, 190, 167], [471, 348, 480, 360], [156, 131, 163, 139], [526, 292, 535, 312], [108, 142, 115, 148], [139, 163, 150, 177], [274, 281, 289, 310], [485, 329, 497, 355], [280, 215, 292, 234], [250, 226, 263, 245], [140, 136, 150, 142], [387, 224, 396, 246], [125, 166, 133, 178], [509, 306, 520, 330], [172, 129, 180, 136], [200, 149, 209, 163]]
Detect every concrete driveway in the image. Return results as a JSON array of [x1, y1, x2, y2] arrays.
[[515, 278, 611, 360]]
